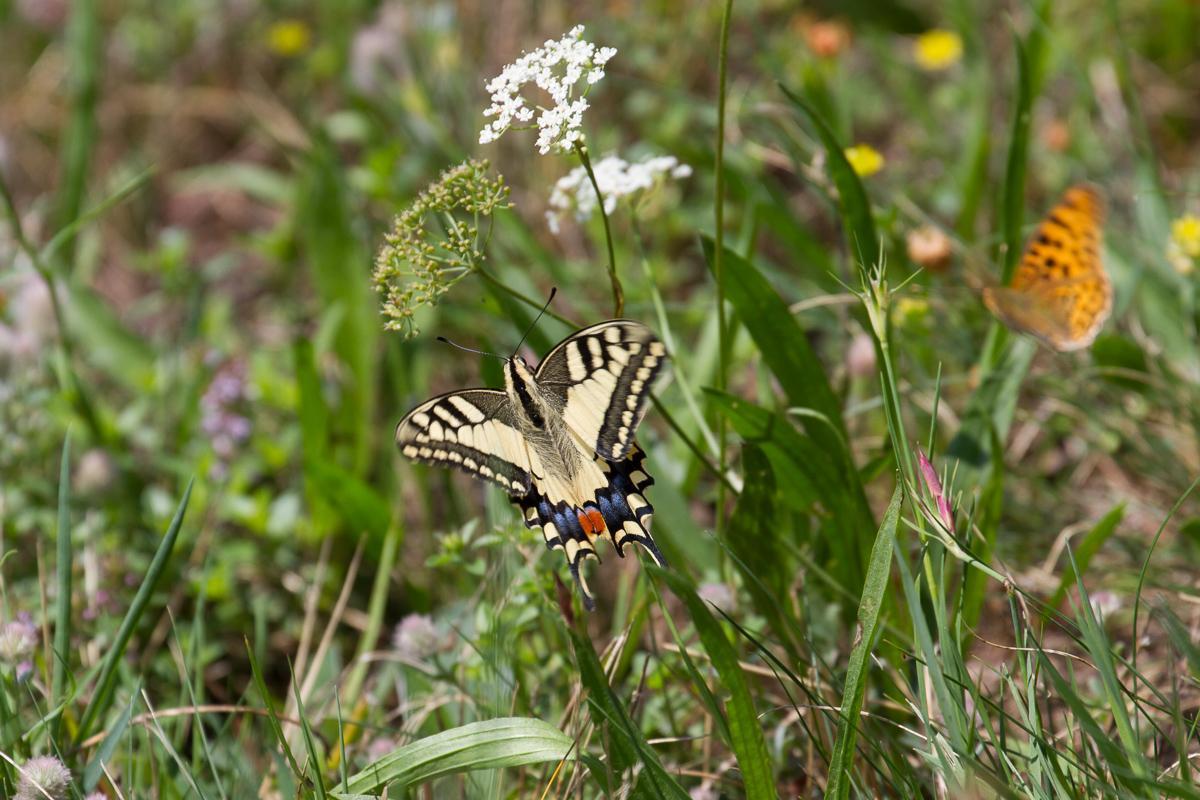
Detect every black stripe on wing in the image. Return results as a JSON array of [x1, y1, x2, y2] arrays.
[[535, 320, 668, 462], [396, 389, 532, 494]]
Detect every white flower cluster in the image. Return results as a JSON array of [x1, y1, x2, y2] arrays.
[[545, 154, 692, 233], [479, 25, 616, 155]]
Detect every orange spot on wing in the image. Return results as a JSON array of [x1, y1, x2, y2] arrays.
[[577, 508, 607, 535]]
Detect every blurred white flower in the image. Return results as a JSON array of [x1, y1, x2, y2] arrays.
[[15, 755, 71, 800], [1089, 590, 1121, 622], [0, 618, 38, 663], [545, 154, 691, 233], [10, 272, 56, 343], [479, 25, 616, 155], [392, 613, 442, 660], [845, 332, 877, 379], [696, 582, 736, 612], [365, 736, 397, 761], [76, 448, 116, 495], [0, 271, 56, 367], [350, 2, 408, 93]]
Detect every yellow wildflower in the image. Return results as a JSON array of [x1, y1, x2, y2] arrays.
[[267, 19, 311, 57], [1171, 214, 1200, 258], [844, 144, 884, 178], [914, 29, 963, 71]]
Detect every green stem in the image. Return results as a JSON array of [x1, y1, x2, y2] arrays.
[[714, 0, 734, 529], [574, 143, 623, 317], [0, 171, 105, 444]]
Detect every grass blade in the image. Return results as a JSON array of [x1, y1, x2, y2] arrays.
[[826, 486, 902, 800], [246, 638, 303, 783], [290, 661, 327, 799], [658, 568, 778, 800], [82, 687, 138, 791], [335, 718, 574, 796], [1049, 503, 1125, 609], [75, 478, 194, 745], [51, 434, 72, 738]]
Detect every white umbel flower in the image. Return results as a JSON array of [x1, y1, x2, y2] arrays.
[[545, 154, 692, 233], [479, 25, 616, 155]]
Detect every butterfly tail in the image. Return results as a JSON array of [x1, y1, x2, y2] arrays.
[[599, 446, 668, 569]]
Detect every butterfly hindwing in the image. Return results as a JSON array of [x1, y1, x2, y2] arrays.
[[534, 320, 668, 461], [516, 444, 665, 611], [396, 389, 532, 494], [983, 184, 1111, 351]]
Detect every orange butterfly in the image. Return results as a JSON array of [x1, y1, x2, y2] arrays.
[[981, 185, 1111, 351]]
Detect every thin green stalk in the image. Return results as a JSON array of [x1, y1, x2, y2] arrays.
[[341, 520, 402, 710], [714, 0, 734, 531], [0, 171, 105, 444], [573, 143, 623, 317], [51, 436, 72, 739], [55, 0, 101, 266]]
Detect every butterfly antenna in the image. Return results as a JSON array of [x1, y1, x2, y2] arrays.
[[512, 287, 557, 357], [435, 336, 504, 360]]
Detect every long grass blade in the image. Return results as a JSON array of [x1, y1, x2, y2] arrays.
[[826, 486, 902, 800], [75, 479, 194, 745]]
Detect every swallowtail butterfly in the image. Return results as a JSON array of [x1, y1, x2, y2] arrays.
[[396, 317, 669, 609]]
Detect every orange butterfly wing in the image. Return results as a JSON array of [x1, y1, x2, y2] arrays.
[[982, 185, 1111, 351]]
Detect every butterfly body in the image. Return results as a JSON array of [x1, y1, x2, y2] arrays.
[[397, 320, 668, 609], [981, 185, 1111, 351]]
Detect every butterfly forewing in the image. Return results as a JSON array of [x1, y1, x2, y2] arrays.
[[535, 320, 668, 460], [396, 389, 533, 494]]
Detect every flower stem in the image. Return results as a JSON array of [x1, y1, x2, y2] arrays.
[[574, 142, 623, 317], [714, 0, 734, 528], [0, 170, 105, 444]]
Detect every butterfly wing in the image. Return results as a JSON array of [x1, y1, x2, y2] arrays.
[[986, 185, 1110, 351], [534, 320, 668, 461], [396, 389, 533, 495]]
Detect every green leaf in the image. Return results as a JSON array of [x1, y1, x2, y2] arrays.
[[779, 86, 880, 274], [305, 459, 390, 542], [700, 237, 847, 446], [296, 137, 377, 474], [725, 446, 799, 654], [335, 718, 574, 796], [1091, 335, 1150, 391], [999, 34, 1033, 282], [947, 336, 1036, 478], [83, 688, 139, 791], [76, 479, 194, 745], [1049, 503, 1125, 609], [707, 390, 872, 590], [658, 569, 778, 800], [826, 486, 902, 800]]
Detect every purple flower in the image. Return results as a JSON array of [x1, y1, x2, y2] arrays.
[[916, 446, 954, 532]]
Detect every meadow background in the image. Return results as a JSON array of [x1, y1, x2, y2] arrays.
[[2, 0, 1200, 797]]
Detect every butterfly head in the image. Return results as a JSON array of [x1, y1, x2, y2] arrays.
[[503, 355, 547, 429]]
